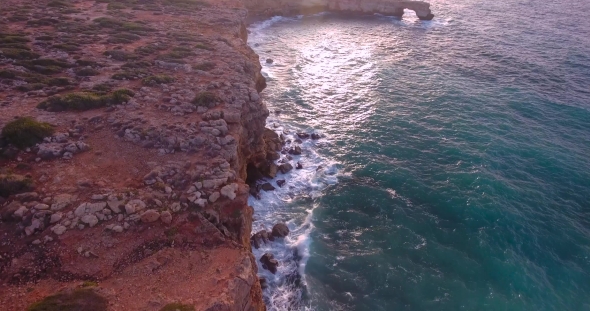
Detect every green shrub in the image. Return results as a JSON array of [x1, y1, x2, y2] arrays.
[[52, 43, 80, 52], [0, 70, 18, 79], [159, 303, 195, 311], [75, 67, 100, 76], [17, 58, 71, 75], [27, 18, 60, 27], [92, 83, 113, 92], [108, 33, 141, 44], [112, 70, 145, 80], [192, 61, 215, 71], [192, 91, 219, 107], [93, 17, 152, 32], [37, 89, 134, 111], [135, 43, 166, 56], [107, 2, 127, 10], [0, 174, 34, 197], [47, 0, 71, 7], [122, 60, 151, 68], [27, 289, 107, 311], [35, 35, 54, 41], [17, 83, 46, 92], [0, 43, 31, 50], [162, 0, 210, 9], [0, 48, 40, 60], [76, 59, 102, 67], [1, 117, 54, 148], [104, 50, 137, 61], [194, 43, 213, 51], [0, 34, 30, 44], [142, 75, 174, 86]]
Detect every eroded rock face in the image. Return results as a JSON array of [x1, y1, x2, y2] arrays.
[[245, 0, 434, 20]]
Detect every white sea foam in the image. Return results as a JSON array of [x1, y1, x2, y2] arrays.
[[245, 77, 341, 309]]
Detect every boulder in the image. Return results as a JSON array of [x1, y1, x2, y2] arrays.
[[1, 201, 22, 221], [296, 132, 309, 139], [81, 214, 99, 227], [160, 211, 172, 224], [288, 146, 302, 155], [261, 183, 275, 191], [276, 179, 286, 187], [279, 163, 293, 174], [209, 191, 220, 203], [260, 253, 279, 274], [296, 162, 303, 169], [251, 229, 271, 249], [220, 183, 238, 200], [272, 223, 290, 238], [311, 133, 321, 140], [141, 210, 160, 223]]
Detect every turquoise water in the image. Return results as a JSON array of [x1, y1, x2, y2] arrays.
[[248, 0, 590, 310]]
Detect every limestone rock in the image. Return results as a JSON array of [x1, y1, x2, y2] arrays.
[[209, 191, 220, 203], [220, 183, 238, 200], [141, 209, 160, 223], [50, 212, 63, 224], [13, 206, 28, 219], [81, 214, 99, 227], [160, 211, 172, 224], [51, 194, 73, 211], [51, 224, 67, 235], [125, 199, 146, 214]]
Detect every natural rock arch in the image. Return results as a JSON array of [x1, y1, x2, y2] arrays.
[[246, 0, 435, 20]]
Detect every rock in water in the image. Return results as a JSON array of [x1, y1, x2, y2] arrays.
[[266, 58, 274, 64], [279, 163, 293, 174], [260, 253, 279, 274], [288, 146, 302, 155], [272, 223, 289, 238], [261, 183, 275, 191]]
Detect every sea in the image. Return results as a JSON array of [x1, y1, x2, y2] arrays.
[[246, 0, 590, 310]]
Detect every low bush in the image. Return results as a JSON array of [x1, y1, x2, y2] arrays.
[[104, 50, 137, 61], [159, 303, 195, 311], [192, 91, 219, 107], [37, 89, 134, 111], [75, 67, 100, 76], [192, 61, 215, 71], [0, 174, 34, 198], [47, 0, 72, 7], [27, 289, 108, 311], [1, 117, 54, 148], [107, 32, 141, 44], [0, 48, 40, 60], [142, 75, 174, 86], [122, 60, 151, 68]]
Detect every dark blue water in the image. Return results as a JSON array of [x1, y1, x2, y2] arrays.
[[248, 0, 590, 310]]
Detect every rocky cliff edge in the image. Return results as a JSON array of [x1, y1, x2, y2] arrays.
[[0, 0, 270, 310]]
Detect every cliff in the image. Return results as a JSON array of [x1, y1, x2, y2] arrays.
[[0, 0, 268, 310], [245, 0, 435, 20]]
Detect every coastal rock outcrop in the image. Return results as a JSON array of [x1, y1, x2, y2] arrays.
[[245, 0, 434, 20]]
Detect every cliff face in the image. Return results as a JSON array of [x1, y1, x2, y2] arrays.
[[245, 0, 434, 20]]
